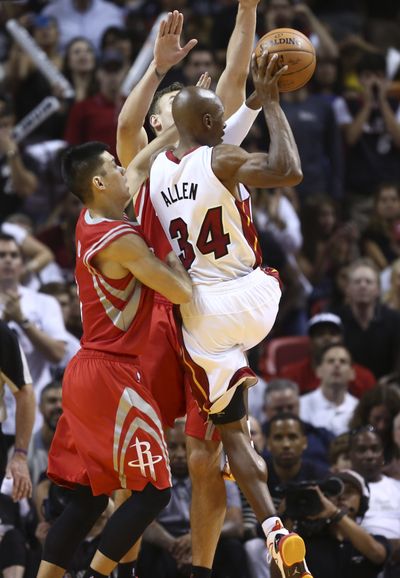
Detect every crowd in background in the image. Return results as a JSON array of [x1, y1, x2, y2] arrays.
[[0, 0, 400, 577]]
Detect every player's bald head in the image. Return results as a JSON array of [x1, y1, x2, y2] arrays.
[[172, 86, 224, 145]]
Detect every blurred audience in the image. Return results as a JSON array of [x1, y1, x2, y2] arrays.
[[349, 384, 400, 463], [300, 343, 358, 436], [263, 378, 333, 469], [330, 258, 400, 378], [280, 312, 376, 398], [41, 0, 125, 53], [64, 48, 125, 157]]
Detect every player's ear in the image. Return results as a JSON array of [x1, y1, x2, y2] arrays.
[[149, 114, 161, 132], [92, 175, 105, 190], [203, 113, 212, 128]]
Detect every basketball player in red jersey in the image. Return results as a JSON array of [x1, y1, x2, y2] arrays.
[[116, 6, 262, 577], [36, 142, 192, 578]]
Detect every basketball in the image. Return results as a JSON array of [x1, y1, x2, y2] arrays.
[[254, 28, 316, 92]]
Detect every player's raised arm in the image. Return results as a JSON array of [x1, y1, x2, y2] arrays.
[[213, 53, 302, 190], [117, 11, 197, 168], [96, 234, 192, 305], [124, 124, 178, 204], [216, 0, 260, 118]]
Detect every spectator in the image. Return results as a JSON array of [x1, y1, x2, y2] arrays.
[[100, 26, 135, 77], [64, 49, 125, 157], [27, 380, 62, 487], [349, 425, 400, 577], [7, 15, 67, 142], [333, 52, 400, 198], [362, 182, 400, 271], [0, 92, 38, 221], [62, 36, 97, 102], [178, 45, 220, 90], [263, 0, 338, 59], [383, 258, 400, 312], [0, 233, 68, 436], [279, 88, 344, 202], [137, 419, 248, 578], [300, 344, 358, 436], [263, 378, 334, 469], [328, 432, 352, 473], [298, 194, 359, 308], [41, 0, 125, 53], [330, 258, 400, 378], [0, 221, 54, 289], [349, 384, 400, 463], [383, 411, 400, 480], [295, 469, 390, 578], [265, 413, 329, 508], [37, 191, 82, 283], [39, 282, 80, 372], [280, 312, 376, 398]]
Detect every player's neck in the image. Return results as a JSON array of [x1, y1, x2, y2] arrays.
[[86, 204, 124, 222], [174, 140, 201, 159]]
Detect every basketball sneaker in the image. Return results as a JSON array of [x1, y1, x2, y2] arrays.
[[266, 522, 313, 578]]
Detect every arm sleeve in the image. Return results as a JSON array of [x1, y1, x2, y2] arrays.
[[223, 102, 261, 146]]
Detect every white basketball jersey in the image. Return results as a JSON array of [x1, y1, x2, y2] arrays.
[[149, 146, 262, 285]]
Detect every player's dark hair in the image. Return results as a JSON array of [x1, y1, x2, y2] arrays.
[[61, 142, 109, 203], [265, 412, 306, 437]]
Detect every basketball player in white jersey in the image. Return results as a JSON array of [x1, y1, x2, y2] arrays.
[[147, 51, 314, 578], [116, 6, 263, 577]]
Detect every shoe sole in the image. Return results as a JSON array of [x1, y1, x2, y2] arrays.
[[280, 533, 306, 567]]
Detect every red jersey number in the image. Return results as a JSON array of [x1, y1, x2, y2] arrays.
[[169, 206, 231, 269]]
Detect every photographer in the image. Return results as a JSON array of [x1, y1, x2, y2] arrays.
[[286, 469, 390, 578]]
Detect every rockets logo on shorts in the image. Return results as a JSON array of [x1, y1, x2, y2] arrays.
[[113, 387, 171, 488], [128, 438, 163, 480]]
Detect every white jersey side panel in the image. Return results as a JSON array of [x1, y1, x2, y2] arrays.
[[149, 146, 260, 285]]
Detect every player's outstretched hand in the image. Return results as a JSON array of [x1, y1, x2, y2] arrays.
[[251, 51, 287, 105], [196, 72, 211, 90], [154, 10, 198, 76]]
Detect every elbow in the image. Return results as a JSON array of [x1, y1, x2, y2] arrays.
[[284, 167, 303, 187], [171, 283, 193, 305]]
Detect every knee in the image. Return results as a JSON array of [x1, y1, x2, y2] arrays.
[[140, 484, 171, 516], [187, 442, 221, 481]]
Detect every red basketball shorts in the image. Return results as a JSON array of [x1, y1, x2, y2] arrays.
[[141, 297, 219, 441], [48, 350, 171, 496]]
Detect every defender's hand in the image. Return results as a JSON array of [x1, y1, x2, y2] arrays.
[[154, 10, 198, 76]]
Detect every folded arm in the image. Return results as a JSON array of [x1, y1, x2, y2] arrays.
[[95, 234, 192, 304]]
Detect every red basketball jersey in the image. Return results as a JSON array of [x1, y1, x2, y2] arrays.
[[75, 209, 154, 357], [135, 178, 172, 261]]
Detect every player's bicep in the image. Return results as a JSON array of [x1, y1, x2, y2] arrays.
[[234, 153, 289, 187], [117, 126, 148, 169]]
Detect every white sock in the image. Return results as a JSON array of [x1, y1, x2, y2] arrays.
[[262, 516, 284, 537]]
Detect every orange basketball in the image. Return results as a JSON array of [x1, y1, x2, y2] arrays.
[[254, 28, 316, 92]]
